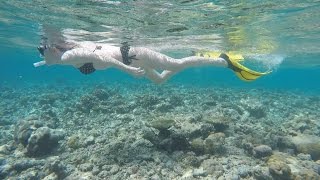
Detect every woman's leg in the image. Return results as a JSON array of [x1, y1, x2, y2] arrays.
[[131, 47, 228, 72], [144, 69, 176, 84], [178, 56, 228, 69]]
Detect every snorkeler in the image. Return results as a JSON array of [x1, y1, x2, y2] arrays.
[[34, 40, 270, 83]]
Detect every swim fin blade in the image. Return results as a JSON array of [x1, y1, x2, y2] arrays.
[[219, 53, 271, 82]]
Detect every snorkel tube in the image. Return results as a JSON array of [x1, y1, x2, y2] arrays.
[[33, 45, 48, 67]]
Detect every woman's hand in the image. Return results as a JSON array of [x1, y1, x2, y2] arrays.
[[128, 67, 145, 77]]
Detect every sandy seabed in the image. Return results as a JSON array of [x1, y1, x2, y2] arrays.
[[0, 83, 320, 180]]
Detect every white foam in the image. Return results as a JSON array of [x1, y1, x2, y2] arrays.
[[247, 54, 285, 71]]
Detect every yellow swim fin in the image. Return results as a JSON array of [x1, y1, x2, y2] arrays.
[[219, 53, 271, 82], [194, 50, 271, 81]]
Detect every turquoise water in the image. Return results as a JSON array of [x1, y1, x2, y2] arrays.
[[1, 1, 319, 92], [1, 1, 320, 179]]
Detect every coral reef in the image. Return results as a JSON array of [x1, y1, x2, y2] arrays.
[[291, 134, 320, 160], [25, 127, 64, 157], [14, 118, 64, 157], [0, 83, 319, 179], [253, 145, 273, 158], [267, 153, 293, 180]]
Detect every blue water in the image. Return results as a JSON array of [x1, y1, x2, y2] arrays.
[[1, 0, 319, 93]]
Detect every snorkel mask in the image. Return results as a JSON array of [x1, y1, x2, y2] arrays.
[[37, 44, 48, 57]]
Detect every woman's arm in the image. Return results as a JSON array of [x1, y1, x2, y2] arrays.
[[61, 48, 145, 76], [98, 53, 145, 77]]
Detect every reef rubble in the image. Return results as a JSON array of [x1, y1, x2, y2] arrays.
[[0, 83, 319, 179]]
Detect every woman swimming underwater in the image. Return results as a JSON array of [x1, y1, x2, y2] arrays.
[[34, 40, 270, 83]]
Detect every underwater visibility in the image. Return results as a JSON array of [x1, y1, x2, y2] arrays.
[[0, 0, 320, 179]]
